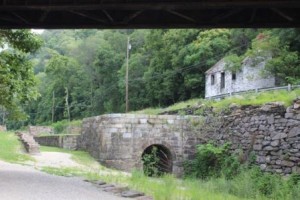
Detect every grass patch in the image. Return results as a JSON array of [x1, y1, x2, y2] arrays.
[[134, 89, 300, 115], [0, 131, 34, 163], [38, 146, 300, 200]]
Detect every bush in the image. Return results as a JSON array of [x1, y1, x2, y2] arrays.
[[52, 120, 69, 134], [142, 146, 161, 177], [51, 120, 82, 134], [184, 143, 240, 179]]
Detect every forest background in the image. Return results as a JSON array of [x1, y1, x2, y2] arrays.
[[2, 28, 300, 128]]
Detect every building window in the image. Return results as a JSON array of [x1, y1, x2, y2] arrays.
[[232, 73, 236, 81], [211, 74, 215, 85], [221, 72, 225, 89]]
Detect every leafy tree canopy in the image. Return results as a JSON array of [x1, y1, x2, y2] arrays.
[[0, 30, 42, 120]]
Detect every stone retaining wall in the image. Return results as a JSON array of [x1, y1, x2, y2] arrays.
[[34, 134, 79, 150], [29, 126, 53, 136], [78, 98, 300, 176], [202, 99, 300, 175]]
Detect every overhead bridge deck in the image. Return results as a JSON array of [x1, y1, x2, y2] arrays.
[[0, 1, 299, 28]]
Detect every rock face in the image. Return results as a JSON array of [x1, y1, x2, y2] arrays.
[[16, 131, 40, 154], [203, 99, 300, 175], [78, 98, 300, 176]]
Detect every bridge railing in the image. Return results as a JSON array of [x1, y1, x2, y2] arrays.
[[206, 84, 300, 100]]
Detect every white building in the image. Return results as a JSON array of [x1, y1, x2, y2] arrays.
[[205, 57, 276, 98]]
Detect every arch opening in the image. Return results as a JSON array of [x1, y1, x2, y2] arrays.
[[141, 144, 172, 176]]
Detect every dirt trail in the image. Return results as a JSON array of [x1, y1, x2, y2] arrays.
[[32, 152, 81, 168]]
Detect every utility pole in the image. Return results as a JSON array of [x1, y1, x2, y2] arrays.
[[65, 87, 70, 122], [52, 91, 55, 123], [125, 36, 131, 113]]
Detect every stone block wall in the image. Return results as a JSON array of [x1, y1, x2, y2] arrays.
[[78, 98, 300, 176], [34, 134, 79, 150], [78, 114, 201, 176], [29, 126, 54, 136], [201, 99, 300, 175]]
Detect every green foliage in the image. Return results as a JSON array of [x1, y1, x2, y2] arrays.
[[224, 54, 243, 72], [142, 146, 161, 177], [51, 120, 81, 134], [266, 50, 300, 84], [0, 30, 42, 120], [184, 143, 240, 179], [16, 28, 300, 126]]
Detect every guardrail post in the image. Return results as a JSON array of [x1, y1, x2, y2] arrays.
[[255, 88, 258, 93], [288, 84, 291, 91]]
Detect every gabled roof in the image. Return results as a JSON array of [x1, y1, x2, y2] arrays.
[[205, 58, 226, 74]]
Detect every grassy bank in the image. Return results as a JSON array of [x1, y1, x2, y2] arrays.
[[0, 131, 33, 163], [134, 89, 300, 115]]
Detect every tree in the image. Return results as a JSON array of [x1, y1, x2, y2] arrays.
[[0, 30, 42, 120], [184, 29, 232, 97]]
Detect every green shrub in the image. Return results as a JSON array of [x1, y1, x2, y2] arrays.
[[51, 120, 82, 134], [142, 146, 161, 177], [184, 143, 240, 179], [52, 120, 69, 134]]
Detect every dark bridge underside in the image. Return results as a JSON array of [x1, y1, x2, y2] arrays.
[[0, 1, 300, 29]]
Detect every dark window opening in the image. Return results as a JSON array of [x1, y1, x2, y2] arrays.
[[221, 72, 225, 89], [232, 73, 236, 81], [211, 74, 215, 85], [142, 144, 172, 177]]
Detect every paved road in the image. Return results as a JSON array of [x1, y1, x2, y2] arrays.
[[0, 161, 126, 200]]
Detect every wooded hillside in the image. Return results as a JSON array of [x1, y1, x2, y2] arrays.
[[5, 28, 300, 127]]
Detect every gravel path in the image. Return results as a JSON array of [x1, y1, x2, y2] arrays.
[[0, 160, 127, 200], [32, 152, 81, 168]]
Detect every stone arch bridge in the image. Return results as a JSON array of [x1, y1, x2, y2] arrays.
[[78, 114, 202, 176]]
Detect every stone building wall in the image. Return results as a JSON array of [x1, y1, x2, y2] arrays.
[[205, 58, 275, 98], [34, 134, 79, 150]]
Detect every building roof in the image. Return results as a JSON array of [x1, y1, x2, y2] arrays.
[[205, 58, 226, 74]]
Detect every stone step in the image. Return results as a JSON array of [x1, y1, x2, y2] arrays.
[[16, 131, 40, 154]]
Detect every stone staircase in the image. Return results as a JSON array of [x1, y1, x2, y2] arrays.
[[16, 131, 40, 154]]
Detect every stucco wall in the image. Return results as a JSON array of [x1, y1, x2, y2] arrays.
[[205, 58, 276, 98]]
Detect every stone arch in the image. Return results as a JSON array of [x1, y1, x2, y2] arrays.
[[141, 143, 174, 175]]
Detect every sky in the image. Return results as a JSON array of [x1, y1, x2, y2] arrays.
[[31, 29, 44, 34]]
